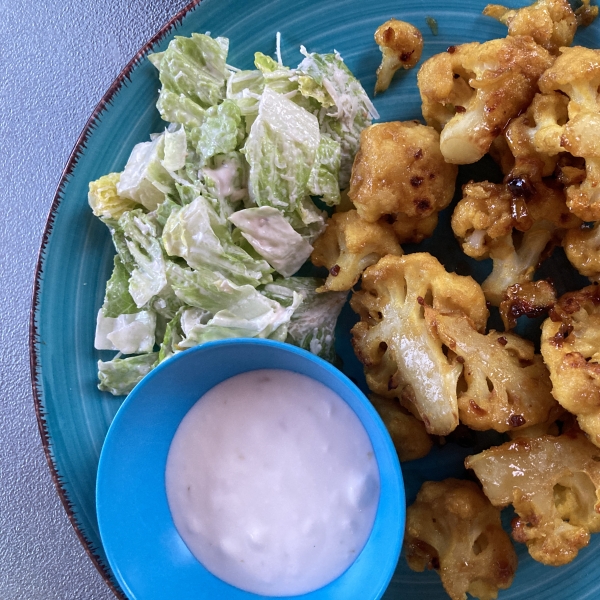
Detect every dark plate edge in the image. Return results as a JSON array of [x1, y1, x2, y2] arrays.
[[28, 1, 203, 597]]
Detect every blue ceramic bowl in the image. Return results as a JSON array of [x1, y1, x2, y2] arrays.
[[96, 338, 405, 600]]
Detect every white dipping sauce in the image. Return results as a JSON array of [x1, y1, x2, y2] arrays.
[[165, 369, 380, 596]]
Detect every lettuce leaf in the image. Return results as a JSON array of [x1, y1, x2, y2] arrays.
[[262, 277, 347, 362], [228, 206, 313, 277], [98, 353, 159, 396]]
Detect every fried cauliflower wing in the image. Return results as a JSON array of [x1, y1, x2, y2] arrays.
[[348, 121, 458, 230], [452, 180, 580, 305], [483, 0, 577, 54], [564, 222, 600, 282], [541, 285, 600, 447], [370, 394, 433, 461], [499, 279, 557, 330], [374, 19, 424, 94], [417, 36, 553, 164], [425, 306, 558, 432], [310, 210, 403, 292], [350, 253, 488, 435], [466, 431, 600, 565], [537, 46, 600, 220], [405, 479, 518, 600]]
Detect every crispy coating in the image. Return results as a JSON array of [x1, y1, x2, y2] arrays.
[[348, 121, 458, 227], [310, 210, 403, 292], [405, 479, 518, 600], [466, 431, 600, 565], [452, 180, 580, 305], [370, 394, 433, 461], [391, 211, 439, 244], [564, 223, 600, 281], [541, 285, 600, 447], [350, 253, 488, 435], [374, 19, 424, 94], [425, 306, 558, 432], [499, 279, 557, 330], [417, 36, 553, 164], [483, 0, 577, 54], [536, 47, 600, 220]]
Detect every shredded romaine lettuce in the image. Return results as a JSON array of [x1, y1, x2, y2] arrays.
[[91, 32, 374, 394]]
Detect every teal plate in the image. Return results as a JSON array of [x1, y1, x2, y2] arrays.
[[30, 0, 599, 598]]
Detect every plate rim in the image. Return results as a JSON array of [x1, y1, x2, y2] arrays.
[[28, 1, 202, 596]]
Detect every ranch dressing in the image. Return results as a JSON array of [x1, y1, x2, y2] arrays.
[[165, 369, 380, 596]]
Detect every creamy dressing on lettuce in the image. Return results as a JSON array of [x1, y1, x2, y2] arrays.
[[90, 32, 373, 395]]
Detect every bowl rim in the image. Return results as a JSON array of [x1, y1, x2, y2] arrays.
[[28, 1, 202, 596], [96, 337, 405, 600]]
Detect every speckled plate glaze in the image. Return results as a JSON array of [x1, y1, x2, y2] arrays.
[[30, 0, 600, 598]]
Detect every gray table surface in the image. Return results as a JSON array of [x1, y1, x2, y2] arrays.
[[0, 1, 189, 597]]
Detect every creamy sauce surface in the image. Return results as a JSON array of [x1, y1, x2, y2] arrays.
[[165, 369, 380, 596]]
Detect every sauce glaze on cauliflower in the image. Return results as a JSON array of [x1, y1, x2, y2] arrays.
[[405, 478, 518, 600]]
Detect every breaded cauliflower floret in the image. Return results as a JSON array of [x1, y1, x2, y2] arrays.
[[350, 253, 488, 436], [405, 479, 518, 600], [310, 210, 403, 292], [466, 431, 600, 565], [452, 180, 581, 305], [425, 306, 558, 432], [503, 92, 569, 178], [370, 394, 433, 461], [348, 121, 458, 228], [564, 223, 600, 281], [541, 285, 600, 447], [374, 19, 424, 94], [483, 0, 577, 54], [417, 36, 553, 164], [537, 46, 600, 220], [499, 279, 557, 330]]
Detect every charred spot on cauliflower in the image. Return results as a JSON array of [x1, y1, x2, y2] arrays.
[[541, 284, 600, 447], [499, 279, 557, 330], [425, 306, 559, 432], [350, 253, 488, 436], [370, 394, 433, 461], [417, 36, 553, 164], [466, 430, 600, 566], [374, 19, 424, 94], [310, 210, 403, 292], [348, 121, 458, 230], [483, 0, 577, 54], [405, 478, 518, 600]]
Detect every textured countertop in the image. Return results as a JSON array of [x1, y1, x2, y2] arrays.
[[0, 1, 188, 597]]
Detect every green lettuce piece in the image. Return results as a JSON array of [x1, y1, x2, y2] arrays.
[[156, 88, 205, 137], [164, 262, 300, 347], [296, 48, 378, 189], [117, 133, 175, 211], [307, 134, 341, 206], [102, 255, 140, 318], [162, 194, 272, 286], [200, 152, 249, 211], [88, 173, 138, 222], [149, 34, 229, 109], [162, 127, 188, 172], [243, 87, 323, 231], [98, 353, 159, 396], [228, 206, 313, 277], [196, 100, 244, 164], [94, 309, 156, 354], [119, 210, 168, 307], [254, 52, 279, 73], [261, 277, 347, 362], [158, 309, 186, 363]]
